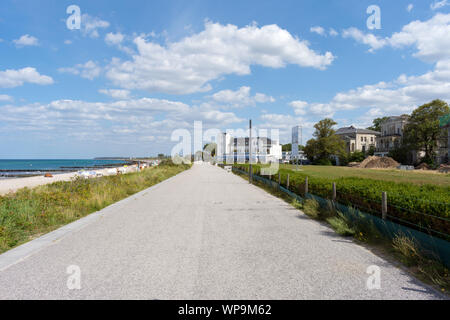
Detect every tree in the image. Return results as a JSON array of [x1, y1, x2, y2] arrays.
[[403, 99, 450, 165], [349, 151, 365, 163], [203, 143, 217, 161], [388, 145, 410, 165], [367, 117, 388, 132], [282, 143, 304, 152], [304, 118, 346, 165], [203, 143, 216, 157]]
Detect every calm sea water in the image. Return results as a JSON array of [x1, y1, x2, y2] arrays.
[[0, 159, 128, 178]]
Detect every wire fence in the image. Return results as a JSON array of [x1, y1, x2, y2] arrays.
[[230, 165, 450, 242]]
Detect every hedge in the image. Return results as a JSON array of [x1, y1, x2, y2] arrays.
[[233, 164, 450, 238]]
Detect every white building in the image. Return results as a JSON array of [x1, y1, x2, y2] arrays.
[[375, 115, 409, 157], [217, 133, 282, 163], [336, 126, 380, 154]]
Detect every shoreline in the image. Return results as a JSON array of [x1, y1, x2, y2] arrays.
[[0, 164, 144, 195]]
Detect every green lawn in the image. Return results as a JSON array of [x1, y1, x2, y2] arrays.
[[281, 165, 450, 187]]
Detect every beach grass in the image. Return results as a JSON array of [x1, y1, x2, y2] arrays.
[[0, 161, 191, 254]]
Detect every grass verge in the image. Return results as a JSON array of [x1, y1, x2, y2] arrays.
[[0, 161, 191, 254], [233, 168, 450, 294]]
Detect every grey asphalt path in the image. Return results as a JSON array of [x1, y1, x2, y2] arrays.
[[0, 163, 445, 299]]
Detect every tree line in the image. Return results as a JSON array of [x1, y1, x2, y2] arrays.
[[304, 99, 449, 166]]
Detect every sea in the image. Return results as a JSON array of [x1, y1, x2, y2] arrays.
[[0, 159, 129, 178]]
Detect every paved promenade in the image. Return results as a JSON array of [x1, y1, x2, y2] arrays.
[[0, 163, 444, 299]]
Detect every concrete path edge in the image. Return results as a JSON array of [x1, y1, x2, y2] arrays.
[[0, 167, 192, 271]]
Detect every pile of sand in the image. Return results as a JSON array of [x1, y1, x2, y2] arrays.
[[415, 163, 431, 170], [359, 156, 400, 169]]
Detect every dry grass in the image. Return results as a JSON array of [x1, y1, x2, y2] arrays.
[[392, 235, 450, 291], [0, 162, 191, 254]]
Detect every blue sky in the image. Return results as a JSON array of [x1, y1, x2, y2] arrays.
[[1, 0, 450, 158]]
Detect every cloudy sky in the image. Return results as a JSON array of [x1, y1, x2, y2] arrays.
[[1, 0, 450, 158]]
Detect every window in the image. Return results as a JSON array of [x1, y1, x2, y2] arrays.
[[371, 137, 373, 142], [361, 137, 364, 142]]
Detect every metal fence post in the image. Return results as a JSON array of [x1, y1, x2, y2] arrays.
[[278, 172, 281, 189], [287, 174, 290, 189], [305, 177, 308, 194], [332, 182, 336, 201], [382, 192, 387, 220]]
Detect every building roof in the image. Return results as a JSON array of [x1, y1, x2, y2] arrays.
[[335, 125, 380, 136]]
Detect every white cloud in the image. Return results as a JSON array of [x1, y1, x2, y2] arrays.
[[289, 100, 308, 115], [407, 4, 414, 12], [81, 14, 110, 38], [58, 60, 101, 80], [329, 28, 339, 37], [197, 109, 243, 125], [258, 113, 314, 143], [211, 86, 275, 107], [140, 135, 156, 142], [105, 21, 335, 94], [292, 59, 450, 123], [389, 13, 450, 63], [13, 34, 39, 47], [342, 27, 387, 51], [105, 32, 124, 45], [0, 94, 13, 102], [310, 26, 325, 36], [0, 97, 243, 146], [99, 89, 131, 99], [431, 0, 450, 10], [0, 67, 53, 88], [342, 13, 450, 63], [64, 40, 72, 45]]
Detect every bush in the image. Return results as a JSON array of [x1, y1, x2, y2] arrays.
[[315, 158, 332, 166], [327, 213, 356, 236], [302, 199, 320, 218], [349, 151, 365, 163]]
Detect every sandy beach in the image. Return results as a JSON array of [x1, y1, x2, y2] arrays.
[[0, 166, 140, 195]]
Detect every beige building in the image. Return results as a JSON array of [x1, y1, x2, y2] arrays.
[[375, 115, 409, 157], [336, 126, 380, 153]]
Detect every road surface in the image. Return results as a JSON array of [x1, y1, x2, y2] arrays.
[[0, 163, 445, 299]]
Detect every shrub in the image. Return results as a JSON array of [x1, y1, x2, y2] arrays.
[[302, 199, 320, 219], [327, 213, 356, 236]]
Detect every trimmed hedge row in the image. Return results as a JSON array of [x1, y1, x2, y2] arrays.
[[234, 164, 450, 238]]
